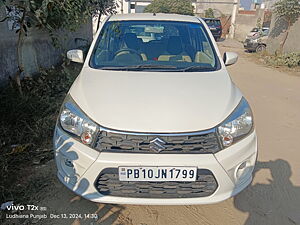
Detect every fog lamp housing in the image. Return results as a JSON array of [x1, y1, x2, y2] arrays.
[[235, 160, 253, 184]]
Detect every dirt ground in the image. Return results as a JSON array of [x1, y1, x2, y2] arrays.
[[3, 40, 300, 225]]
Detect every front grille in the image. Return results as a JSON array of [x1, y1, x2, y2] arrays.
[[244, 39, 252, 47], [94, 168, 218, 198], [95, 129, 221, 154]]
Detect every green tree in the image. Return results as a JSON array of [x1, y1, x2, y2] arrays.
[[256, 18, 262, 29], [144, 0, 194, 16], [0, 0, 116, 94], [204, 8, 214, 18], [273, 0, 300, 52]]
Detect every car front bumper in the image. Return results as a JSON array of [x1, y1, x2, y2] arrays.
[[212, 32, 222, 39], [243, 40, 259, 51], [53, 126, 257, 205]]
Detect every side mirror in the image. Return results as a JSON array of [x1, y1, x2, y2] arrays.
[[223, 52, 238, 66], [67, 49, 84, 63]]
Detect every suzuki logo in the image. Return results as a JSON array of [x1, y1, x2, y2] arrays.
[[149, 137, 166, 153]]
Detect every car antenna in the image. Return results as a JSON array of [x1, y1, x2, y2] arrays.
[[153, 13, 156, 16]]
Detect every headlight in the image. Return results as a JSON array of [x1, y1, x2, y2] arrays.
[[217, 97, 253, 148], [59, 95, 98, 145]]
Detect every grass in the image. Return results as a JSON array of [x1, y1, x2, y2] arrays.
[[0, 63, 81, 207], [252, 51, 300, 71], [262, 52, 300, 68]]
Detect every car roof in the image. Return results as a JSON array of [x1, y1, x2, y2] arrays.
[[202, 18, 220, 21], [109, 13, 201, 23]]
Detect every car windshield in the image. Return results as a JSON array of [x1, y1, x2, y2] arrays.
[[204, 19, 221, 26], [262, 29, 269, 36], [90, 20, 220, 72]]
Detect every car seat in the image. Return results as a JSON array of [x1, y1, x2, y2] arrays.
[[114, 33, 147, 62], [158, 36, 192, 62]]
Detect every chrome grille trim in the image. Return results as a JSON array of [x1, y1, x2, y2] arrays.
[[94, 127, 221, 154], [99, 126, 217, 136]]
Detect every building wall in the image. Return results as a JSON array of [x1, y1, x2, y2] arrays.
[[234, 9, 264, 41], [267, 16, 300, 54], [195, 0, 236, 16], [0, 6, 92, 85]]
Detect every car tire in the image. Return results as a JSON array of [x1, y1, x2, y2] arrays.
[[256, 44, 266, 52]]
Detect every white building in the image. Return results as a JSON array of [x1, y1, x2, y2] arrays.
[[93, 0, 237, 35]]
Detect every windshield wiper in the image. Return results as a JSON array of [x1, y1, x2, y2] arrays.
[[100, 64, 177, 71], [99, 65, 213, 72], [177, 65, 214, 72]]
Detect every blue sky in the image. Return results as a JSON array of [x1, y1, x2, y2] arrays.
[[240, 0, 253, 10]]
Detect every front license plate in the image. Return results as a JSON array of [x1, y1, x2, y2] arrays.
[[118, 166, 197, 182]]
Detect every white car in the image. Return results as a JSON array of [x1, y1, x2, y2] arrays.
[[246, 27, 270, 39], [53, 13, 257, 205]]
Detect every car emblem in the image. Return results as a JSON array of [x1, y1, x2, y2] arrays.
[[149, 137, 166, 153]]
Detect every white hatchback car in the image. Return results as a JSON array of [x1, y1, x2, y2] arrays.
[[53, 13, 257, 205]]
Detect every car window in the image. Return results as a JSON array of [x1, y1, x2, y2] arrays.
[[90, 20, 220, 72], [262, 29, 269, 36], [214, 20, 221, 26], [204, 19, 220, 26], [205, 20, 214, 26]]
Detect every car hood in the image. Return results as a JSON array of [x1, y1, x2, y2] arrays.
[[247, 32, 259, 38], [69, 67, 242, 133]]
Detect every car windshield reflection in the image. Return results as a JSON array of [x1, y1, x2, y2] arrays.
[[90, 20, 220, 72]]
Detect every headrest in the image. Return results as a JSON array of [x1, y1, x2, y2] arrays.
[[124, 33, 138, 50], [167, 36, 183, 55]]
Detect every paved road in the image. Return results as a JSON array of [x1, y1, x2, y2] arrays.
[[12, 41, 300, 225]]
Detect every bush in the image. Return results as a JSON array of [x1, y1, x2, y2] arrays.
[[204, 8, 214, 18], [144, 0, 194, 16], [0, 64, 80, 204], [264, 52, 300, 68]]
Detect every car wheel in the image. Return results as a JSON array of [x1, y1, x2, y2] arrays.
[[256, 45, 266, 52]]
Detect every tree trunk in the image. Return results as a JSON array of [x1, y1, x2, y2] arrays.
[[15, 8, 26, 95], [279, 18, 291, 54]]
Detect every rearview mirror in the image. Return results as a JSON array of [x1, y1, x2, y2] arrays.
[[67, 49, 84, 63], [223, 52, 238, 66]]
